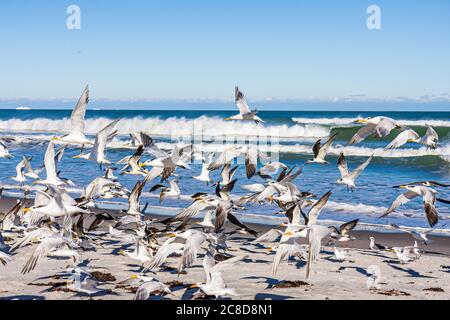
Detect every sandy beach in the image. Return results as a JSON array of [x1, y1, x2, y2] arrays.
[[1, 196, 449, 300]]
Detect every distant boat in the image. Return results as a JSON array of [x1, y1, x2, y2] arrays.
[[15, 106, 31, 110]]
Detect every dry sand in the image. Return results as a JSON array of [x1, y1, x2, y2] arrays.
[[0, 196, 449, 300]]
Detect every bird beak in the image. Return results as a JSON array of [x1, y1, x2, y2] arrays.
[[407, 139, 415, 143], [52, 137, 60, 141], [72, 155, 81, 159], [283, 231, 294, 236], [267, 195, 274, 203], [117, 250, 125, 255], [398, 185, 407, 189], [189, 284, 199, 289], [139, 163, 146, 167], [355, 119, 368, 124], [266, 247, 273, 251], [130, 274, 139, 279], [224, 117, 231, 121], [23, 207, 32, 213], [168, 233, 177, 238]]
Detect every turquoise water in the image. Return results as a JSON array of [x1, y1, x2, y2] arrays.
[[0, 109, 449, 229]]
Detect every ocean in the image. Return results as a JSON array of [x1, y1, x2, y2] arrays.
[[0, 109, 449, 230]]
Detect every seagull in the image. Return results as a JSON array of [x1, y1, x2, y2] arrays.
[[336, 152, 373, 191], [349, 116, 403, 145], [73, 119, 120, 168], [119, 146, 148, 176], [190, 247, 246, 298], [21, 223, 79, 273], [36, 141, 66, 186], [419, 124, 439, 149], [333, 247, 349, 261], [225, 86, 264, 124], [388, 223, 433, 245], [329, 219, 359, 242], [0, 140, 13, 159], [22, 156, 41, 180], [208, 145, 266, 179], [392, 181, 450, 188], [369, 236, 389, 252], [258, 161, 287, 177], [193, 159, 213, 184], [149, 179, 181, 203], [118, 238, 153, 264], [10, 157, 27, 184], [133, 276, 172, 300], [53, 85, 92, 146], [306, 133, 338, 164], [143, 229, 214, 273], [220, 162, 238, 187], [385, 129, 420, 150], [392, 246, 414, 264], [381, 185, 439, 227]]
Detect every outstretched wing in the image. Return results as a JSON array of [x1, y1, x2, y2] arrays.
[[307, 191, 332, 225], [70, 85, 89, 137], [235, 86, 251, 114], [349, 154, 373, 180], [337, 153, 350, 178], [381, 191, 419, 217]]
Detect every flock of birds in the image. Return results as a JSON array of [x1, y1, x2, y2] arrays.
[[0, 85, 449, 299]]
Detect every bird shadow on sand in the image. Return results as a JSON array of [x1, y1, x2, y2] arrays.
[[0, 295, 45, 300], [387, 264, 436, 278], [240, 247, 267, 256], [254, 293, 293, 300], [440, 265, 450, 273], [110, 243, 133, 255], [242, 276, 279, 287], [338, 266, 371, 277]]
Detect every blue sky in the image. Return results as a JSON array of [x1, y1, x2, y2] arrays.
[[0, 0, 449, 107]]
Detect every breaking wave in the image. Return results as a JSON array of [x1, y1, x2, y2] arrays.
[[0, 116, 330, 139]]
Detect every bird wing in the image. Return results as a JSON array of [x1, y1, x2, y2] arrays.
[[252, 229, 283, 243], [214, 205, 228, 233], [208, 148, 239, 171], [317, 133, 338, 160], [22, 236, 68, 273], [306, 225, 331, 278], [349, 154, 373, 180], [172, 200, 216, 222], [241, 184, 266, 193], [385, 129, 419, 150], [424, 124, 439, 142], [70, 85, 89, 137], [375, 117, 398, 137], [44, 141, 59, 182], [423, 202, 439, 227], [245, 148, 258, 179], [312, 139, 322, 159], [89, 119, 120, 161], [381, 191, 420, 217], [235, 86, 251, 114], [143, 237, 185, 271], [134, 281, 167, 300], [307, 191, 332, 225], [337, 152, 350, 178], [271, 241, 305, 275], [348, 123, 378, 145], [339, 219, 359, 236]]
